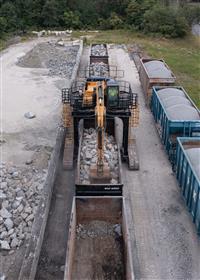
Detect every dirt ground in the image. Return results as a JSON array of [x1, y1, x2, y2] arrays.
[[0, 37, 73, 166], [109, 45, 200, 279]]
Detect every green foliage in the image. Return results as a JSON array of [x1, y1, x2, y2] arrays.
[[143, 5, 188, 37], [0, 16, 7, 35], [41, 0, 59, 27], [0, 1, 18, 31], [63, 10, 81, 29], [74, 0, 99, 28], [181, 5, 200, 25], [0, 0, 194, 38], [108, 13, 123, 29], [126, 0, 158, 29], [98, 12, 123, 30]]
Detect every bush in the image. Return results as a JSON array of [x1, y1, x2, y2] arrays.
[[109, 12, 123, 29], [126, 0, 157, 30], [98, 13, 124, 30], [0, 2, 18, 31], [0, 17, 7, 36], [143, 5, 188, 38], [181, 5, 200, 25], [63, 10, 82, 29]]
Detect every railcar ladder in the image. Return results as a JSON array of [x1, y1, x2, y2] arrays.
[[128, 105, 139, 170], [62, 103, 74, 170]]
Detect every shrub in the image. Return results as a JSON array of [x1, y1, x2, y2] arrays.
[[98, 13, 124, 30], [0, 17, 7, 36], [0, 2, 18, 31], [126, 0, 157, 30], [181, 5, 200, 25], [109, 12, 123, 29], [63, 10, 82, 29], [143, 5, 188, 38]]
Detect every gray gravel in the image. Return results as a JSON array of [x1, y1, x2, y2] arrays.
[[76, 221, 121, 239], [157, 88, 200, 120], [17, 41, 80, 78], [89, 62, 109, 77], [80, 128, 119, 184], [144, 60, 173, 78], [91, 44, 107, 56], [0, 162, 47, 250]]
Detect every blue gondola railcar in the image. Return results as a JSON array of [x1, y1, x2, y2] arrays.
[[151, 86, 200, 165], [176, 137, 200, 235]]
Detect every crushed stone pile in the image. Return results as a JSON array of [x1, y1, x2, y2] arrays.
[[76, 221, 122, 239], [75, 220, 124, 279], [0, 162, 47, 251], [89, 62, 109, 77], [157, 88, 200, 120], [144, 60, 173, 79], [91, 44, 107, 56], [17, 41, 79, 78], [80, 128, 119, 184]]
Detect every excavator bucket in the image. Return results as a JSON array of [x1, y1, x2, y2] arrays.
[[89, 163, 111, 184]]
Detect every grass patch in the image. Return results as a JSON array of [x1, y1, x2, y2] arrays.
[[73, 30, 200, 107]]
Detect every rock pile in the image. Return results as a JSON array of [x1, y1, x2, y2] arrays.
[[17, 42, 79, 78], [0, 162, 47, 251], [91, 44, 107, 56], [32, 30, 72, 37], [89, 62, 109, 77], [80, 128, 119, 184], [76, 221, 122, 239]]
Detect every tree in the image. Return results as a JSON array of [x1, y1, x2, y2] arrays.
[[41, 0, 60, 27], [0, 1, 18, 31], [181, 4, 200, 25], [109, 12, 123, 29], [0, 16, 7, 36], [143, 5, 188, 37], [63, 10, 81, 29], [126, 0, 157, 29], [15, 0, 33, 31]]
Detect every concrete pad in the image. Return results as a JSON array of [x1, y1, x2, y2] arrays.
[[109, 45, 200, 279]]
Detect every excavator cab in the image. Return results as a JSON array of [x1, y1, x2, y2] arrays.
[[106, 79, 119, 108]]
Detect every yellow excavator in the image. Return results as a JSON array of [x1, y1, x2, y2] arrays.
[[62, 76, 139, 178], [88, 81, 111, 183]]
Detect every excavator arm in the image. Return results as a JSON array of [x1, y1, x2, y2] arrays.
[[95, 83, 106, 175], [90, 81, 111, 183]]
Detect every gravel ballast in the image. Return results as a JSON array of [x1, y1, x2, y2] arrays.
[[17, 41, 80, 78], [79, 128, 119, 184], [91, 44, 107, 56], [89, 62, 109, 77], [76, 221, 122, 239]]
